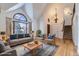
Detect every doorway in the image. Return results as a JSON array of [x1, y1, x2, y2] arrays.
[[47, 24, 50, 36]]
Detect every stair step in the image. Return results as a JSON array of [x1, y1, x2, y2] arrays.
[[64, 26, 72, 39]]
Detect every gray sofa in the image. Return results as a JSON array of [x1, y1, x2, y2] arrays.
[[9, 34, 33, 46], [9, 37, 32, 46], [0, 49, 17, 56], [0, 40, 17, 56]]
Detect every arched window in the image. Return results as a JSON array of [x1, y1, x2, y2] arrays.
[[13, 13, 27, 22], [13, 13, 27, 34]]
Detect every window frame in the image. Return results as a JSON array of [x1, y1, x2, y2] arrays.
[[13, 13, 27, 34]]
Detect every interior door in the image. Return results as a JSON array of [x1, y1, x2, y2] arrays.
[[47, 24, 50, 36]]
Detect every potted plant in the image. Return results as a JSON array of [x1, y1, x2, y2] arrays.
[[36, 30, 42, 37]]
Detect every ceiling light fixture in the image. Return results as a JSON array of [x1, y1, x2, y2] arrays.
[[54, 8, 58, 23]]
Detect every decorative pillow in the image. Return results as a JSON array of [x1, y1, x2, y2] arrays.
[[10, 34, 18, 40], [18, 34, 24, 39], [48, 35, 52, 39], [0, 40, 6, 53], [48, 34, 55, 39], [25, 34, 30, 37], [51, 34, 55, 39]]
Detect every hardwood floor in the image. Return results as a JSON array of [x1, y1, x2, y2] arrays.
[[54, 38, 77, 56], [36, 37, 77, 56]]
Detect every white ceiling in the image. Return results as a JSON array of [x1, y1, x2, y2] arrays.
[[32, 3, 74, 20], [6, 3, 25, 12], [63, 3, 74, 9], [0, 3, 74, 12], [0, 3, 74, 20], [0, 3, 17, 10], [32, 3, 47, 20]]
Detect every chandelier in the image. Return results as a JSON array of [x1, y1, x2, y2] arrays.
[[54, 8, 58, 23]]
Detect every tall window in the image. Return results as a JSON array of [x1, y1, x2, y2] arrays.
[[13, 13, 27, 34]]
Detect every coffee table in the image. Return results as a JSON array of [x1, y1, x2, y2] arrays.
[[23, 41, 43, 55]]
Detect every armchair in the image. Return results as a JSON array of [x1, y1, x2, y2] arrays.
[[47, 34, 56, 45]]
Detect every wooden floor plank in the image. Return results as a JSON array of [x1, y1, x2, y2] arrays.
[[54, 38, 77, 56]]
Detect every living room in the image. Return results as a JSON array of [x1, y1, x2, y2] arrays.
[[0, 3, 78, 56]]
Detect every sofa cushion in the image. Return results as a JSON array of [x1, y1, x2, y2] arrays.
[[18, 34, 24, 39], [19, 37, 32, 43], [5, 45, 11, 50], [10, 39, 19, 43], [10, 34, 18, 40], [25, 34, 30, 37], [0, 40, 6, 53], [9, 37, 32, 46]]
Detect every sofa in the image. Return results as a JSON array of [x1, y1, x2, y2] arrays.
[[0, 48, 17, 56], [0, 40, 17, 56], [9, 34, 33, 46]]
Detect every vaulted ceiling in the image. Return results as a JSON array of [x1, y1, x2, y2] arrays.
[[32, 3, 47, 20], [0, 3, 17, 10], [32, 3, 74, 20], [0, 3, 74, 21]]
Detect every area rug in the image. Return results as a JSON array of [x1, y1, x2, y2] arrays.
[[24, 43, 58, 56]]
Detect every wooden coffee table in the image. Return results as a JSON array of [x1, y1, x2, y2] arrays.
[[23, 41, 43, 55]]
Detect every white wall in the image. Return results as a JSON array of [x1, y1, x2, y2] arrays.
[[33, 3, 47, 20], [0, 3, 41, 35], [78, 14, 79, 55], [39, 4, 64, 39], [39, 3, 74, 39], [6, 8, 26, 18], [71, 3, 79, 55], [39, 16, 45, 34], [24, 3, 34, 20], [0, 8, 26, 34], [32, 4, 47, 31], [72, 13, 78, 47], [64, 15, 72, 25], [0, 9, 6, 32], [64, 4, 74, 26], [6, 8, 27, 34], [24, 3, 38, 32], [75, 3, 79, 55]]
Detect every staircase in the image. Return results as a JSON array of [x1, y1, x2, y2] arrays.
[[63, 25, 72, 40]]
